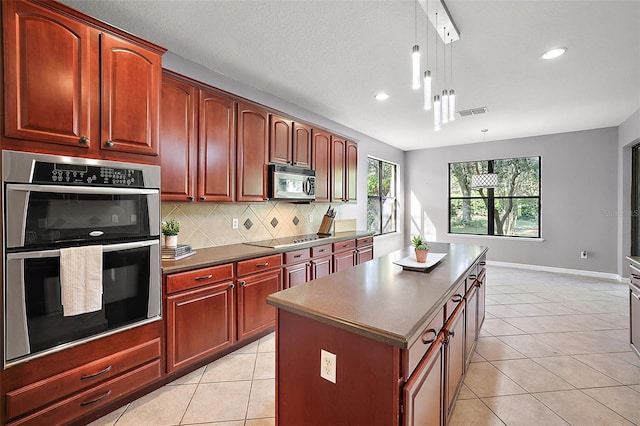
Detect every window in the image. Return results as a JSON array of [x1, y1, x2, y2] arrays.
[[368, 157, 397, 235], [449, 157, 540, 238]]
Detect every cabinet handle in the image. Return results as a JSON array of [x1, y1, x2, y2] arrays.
[[318, 249, 326, 253], [200, 196, 206, 201], [451, 294, 463, 303], [469, 274, 477, 281], [80, 390, 112, 407], [448, 330, 455, 338], [80, 365, 112, 381], [256, 262, 269, 268], [229, 283, 235, 289], [631, 273, 640, 281], [195, 274, 213, 281], [187, 195, 195, 201], [79, 136, 90, 144], [294, 254, 302, 258], [104, 140, 114, 148], [240, 280, 246, 286], [479, 261, 486, 266], [421, 329, 437, 344], [342, 244, 349, 248]]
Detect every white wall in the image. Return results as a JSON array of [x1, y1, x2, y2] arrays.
[[617, 108, 640, 276], [405, 127, 619, 274], [162, 52, 406, 256]]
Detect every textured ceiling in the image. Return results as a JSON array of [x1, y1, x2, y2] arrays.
[[59, 0, 640, 151]]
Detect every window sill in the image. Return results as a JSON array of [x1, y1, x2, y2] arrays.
[[446, 233, 545, 242]]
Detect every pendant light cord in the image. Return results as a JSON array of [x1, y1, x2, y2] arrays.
[[414, 0, 418, 44]]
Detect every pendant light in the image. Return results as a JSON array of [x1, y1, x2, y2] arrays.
[[423, 0, 432, 110], [448, 33, 456, 121], [412, 0, 421, 90], [471, 129, 498, 189], [434, 95, 441, 131]]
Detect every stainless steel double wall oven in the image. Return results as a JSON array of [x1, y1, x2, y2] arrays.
[[2, 151, 162, 366]]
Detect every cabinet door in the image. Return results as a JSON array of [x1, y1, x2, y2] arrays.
[[345, 140, 358, 202], [331, 136, 346, 202], [199, 89, 236, 201], [3, 0, 93, 148], [445, 301, 466, 421], [477, 270, 486, 330], [284, 262, 310, 289], [333, 250, 355, 273], [464, 285, 478, 369], [269, 114, 292, 165], [630, 281, 640, 356], [312, 130, 331, 202], [160, 74, 197, 201], [166, 281, 235, 373], [356, 246, 374, 264], [403, 334, 444, 426], [237, 103, 269, 201], [311, 256, 332, 280], [101, 33, 161, 156], [237, 269, 282, 341], [292, 122, 312, 169]]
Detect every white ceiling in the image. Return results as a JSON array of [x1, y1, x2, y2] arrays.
[[60, 0, 640, 151]]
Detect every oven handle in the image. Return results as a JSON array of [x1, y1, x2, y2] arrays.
[[7, 184, 158, 195], [6, 240, 159, 260]]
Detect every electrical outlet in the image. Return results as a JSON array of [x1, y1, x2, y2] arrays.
[[320, 349, 336, 383], [111, 214, 119, 223], [581, 251, 588, 259], [309, 214, 314, 223], [232, 218, 238, 229]]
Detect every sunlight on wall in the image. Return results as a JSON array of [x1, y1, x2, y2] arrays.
[[410, 190, 437, 242]]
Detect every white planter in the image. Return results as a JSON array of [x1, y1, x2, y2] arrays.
[[164, 235, 178, 248]]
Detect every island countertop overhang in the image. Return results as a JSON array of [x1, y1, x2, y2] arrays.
[[267, 242, 488, 349]]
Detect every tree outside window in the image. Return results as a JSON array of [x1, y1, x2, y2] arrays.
[[449, 157, 540, 237], [368, 158, 397, 235]]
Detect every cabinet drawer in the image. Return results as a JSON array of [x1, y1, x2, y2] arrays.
[[9, 360, 161, 426], [6, 338, 161, 420], [284, 248, 311, 264], [166, 263, 234, 294], [237, 254, 282, 276], [356, 236, 373, 247], [405, 308, 444, 378], [333, 239, 355, 253], [445, 281, 466, 320], [311, 243, 332, 257]]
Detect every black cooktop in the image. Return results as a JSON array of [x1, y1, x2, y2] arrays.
[[243, 233, 330, 249]]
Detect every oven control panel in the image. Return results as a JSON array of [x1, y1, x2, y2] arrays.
[[32, 162, 145, 187]]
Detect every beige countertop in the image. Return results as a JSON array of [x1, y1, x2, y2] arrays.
[[267, 242, 487, 349], [161, 231, 374, 275]]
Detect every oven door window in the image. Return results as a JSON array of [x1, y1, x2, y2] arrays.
[[20, 246, 151, 358]]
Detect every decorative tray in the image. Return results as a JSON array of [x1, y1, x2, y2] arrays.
[[393, 252, 447, 272]]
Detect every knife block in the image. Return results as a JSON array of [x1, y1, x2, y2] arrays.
[[317, 214, 334, 236]]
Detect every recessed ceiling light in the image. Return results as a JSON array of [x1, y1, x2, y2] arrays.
[[541, 47, 567, 60], [374, 92, 390, 101]]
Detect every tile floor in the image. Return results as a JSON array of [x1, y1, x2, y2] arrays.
[[90, 265, 639, 426]]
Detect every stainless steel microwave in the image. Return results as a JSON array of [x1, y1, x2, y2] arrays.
[[269, 164, 316, 201]]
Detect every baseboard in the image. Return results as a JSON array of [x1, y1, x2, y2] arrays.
[[487, 260, 624, 283]]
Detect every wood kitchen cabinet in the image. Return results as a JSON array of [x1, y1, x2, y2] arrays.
[[283, 248, 311, 289], [333, 239, 356, 273], [237, 254, 283, 341], [312, 129, 332, 202], [444, 299, 466, 421], [160, 71, 236, 202], [165, 264, 235, 373], [270, 116, 312, 169], [345, 140, 358, 202], [464, 281, 479, 369], [2, 0, 164, 162], [629, 263, 640, 357], [237, 103, 269, 202], [331, 136, 346, 202], [356, 236, 374, 264], [310, 243, 333, 280], [292, 122, 312, 169]]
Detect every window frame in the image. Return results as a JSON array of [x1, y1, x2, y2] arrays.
[[448, 156, 541, 238], [367, 156, 398, 236]]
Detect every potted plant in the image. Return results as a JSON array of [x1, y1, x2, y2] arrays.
[[161, 218, 180, 248], [411, 235, 430, 263]]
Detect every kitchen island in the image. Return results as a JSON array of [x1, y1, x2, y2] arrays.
[[267, 242, 487, 426]]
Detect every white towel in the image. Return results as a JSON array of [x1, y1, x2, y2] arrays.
[[60, 245, 103, 316]]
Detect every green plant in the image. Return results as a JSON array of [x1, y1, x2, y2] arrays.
[[411, 235, 430, 251], [161, 218, 180, 236]]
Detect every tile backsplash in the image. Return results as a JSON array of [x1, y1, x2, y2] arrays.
[[161, 202, 342, 249]]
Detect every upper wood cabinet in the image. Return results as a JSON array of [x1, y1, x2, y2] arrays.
[[345, 140, 358, 202], [2, 0, 164, 161], [237, 103, 269, 202], [100, 33, 161, 157], [292, 122, 312, 169], [331, 136, 346, 202], [160, 72, 236, 202], [269, 115, 292, 165], [312, 129, 331, 202]]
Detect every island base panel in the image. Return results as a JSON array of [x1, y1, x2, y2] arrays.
[[276, 310, 401, 426]]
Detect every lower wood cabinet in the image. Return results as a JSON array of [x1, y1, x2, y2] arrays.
[[284, 262, 310, 289], [356, 236, 374, 264], [311, 255, 332, 279], [333, 240, 356, 273], [464, 283, 478, 369], [444, 299, 466, 421], [403, 333, 445, 426], [630, 264, 640, 356], [166, 280, 235, 373]]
